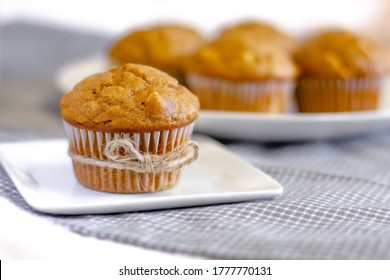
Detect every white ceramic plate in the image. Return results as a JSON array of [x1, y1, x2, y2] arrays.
[[56, 55, 390, 141], [0, 136, 283, 215]]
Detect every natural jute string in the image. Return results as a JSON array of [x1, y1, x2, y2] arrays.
[[69, 139, 199, 173]]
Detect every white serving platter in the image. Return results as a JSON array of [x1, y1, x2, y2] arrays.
[[56, 55, 390, 141], [0, 136, 283, 215]]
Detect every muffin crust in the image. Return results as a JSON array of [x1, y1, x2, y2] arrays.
[[61, 64, 199, 132], [110, 25, 206, 71], [219, 21, 296, 52], [185, 37, 298, 81], [295, 30, 390, 78]]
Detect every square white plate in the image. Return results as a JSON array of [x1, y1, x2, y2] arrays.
[[0, 136, 283, 214]]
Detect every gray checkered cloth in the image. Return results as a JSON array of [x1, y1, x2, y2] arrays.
[[1, 22, 390, 260]]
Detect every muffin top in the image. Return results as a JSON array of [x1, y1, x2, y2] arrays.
[[185, 36, 298, 81], [219, 21, 296, 52], [295, 30, 390, 78], [61, 64, 200, 132], [109, 24, 206, 71]]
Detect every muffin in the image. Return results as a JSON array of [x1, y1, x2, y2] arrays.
[[60, 63, 200, 193], [109, 24, 206, 83], [185, 36, 298, 112], [294, 30, 390, 112], [219, 21, 296, 52]]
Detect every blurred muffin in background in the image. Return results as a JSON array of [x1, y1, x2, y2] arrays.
[[219, 20, 297, 52], [109, 24, 206, 84], [294, 30, 390, 112], [185, 36, 298, 113]]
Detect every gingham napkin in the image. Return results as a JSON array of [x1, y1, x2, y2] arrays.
[[1, 22, 390, 259]]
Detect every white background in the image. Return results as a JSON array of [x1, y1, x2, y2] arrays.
[[2, 0, 390, 41]]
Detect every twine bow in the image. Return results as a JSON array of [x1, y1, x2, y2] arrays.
[[69, 139, 199, 173]]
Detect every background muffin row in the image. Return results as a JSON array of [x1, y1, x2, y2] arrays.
[[109, 21, 390, 113]]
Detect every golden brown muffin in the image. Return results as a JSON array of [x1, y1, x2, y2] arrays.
[[61, 63, 200, 193], [185, 37, 298, 112], [61, 64, 199, 132], [185, 36, 298, 81], [294, 30, 390, 112], [219, 21, 296, 52], [109, 24, 206, 81], [295, 30, 390, 78]]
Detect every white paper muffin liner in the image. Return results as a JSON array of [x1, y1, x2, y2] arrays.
[[186, 74, 295, 113], [296, 77, 382, 112], [63, 121, 195, 193]]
